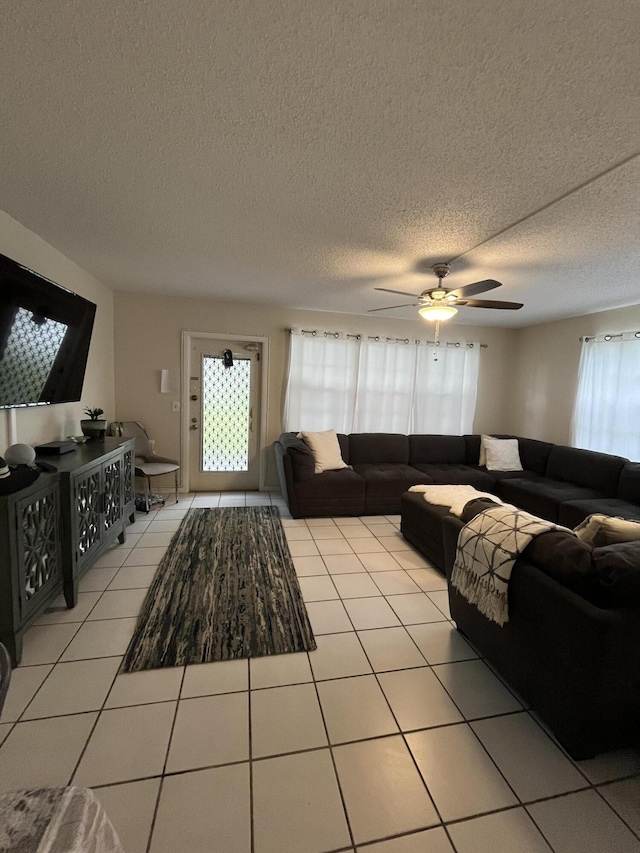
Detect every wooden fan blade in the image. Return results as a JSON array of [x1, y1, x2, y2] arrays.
[[374, 286, 423, 299], [456, 298, 523, 310], [368, 302, 420, 312], [449, 279, 502, 298]]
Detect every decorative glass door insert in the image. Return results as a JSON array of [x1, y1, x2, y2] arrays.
[[201, 355, 251, 472], [188, 338, 262, 491]]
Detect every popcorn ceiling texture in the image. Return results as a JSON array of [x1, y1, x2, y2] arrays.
[[0, 0, 638, 327]]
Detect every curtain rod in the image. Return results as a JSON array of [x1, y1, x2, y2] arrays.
[[580, 331, 640, 342], [284, 328, 487, 348]]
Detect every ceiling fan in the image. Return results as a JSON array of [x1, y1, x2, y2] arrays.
[[369, 263, 523, 321]]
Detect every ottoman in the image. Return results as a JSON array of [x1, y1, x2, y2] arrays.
[[400, 491, 453, 571]]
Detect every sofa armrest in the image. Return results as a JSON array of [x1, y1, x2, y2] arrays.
[[273, 441, 299, 518], [278, 433, 316, 481]]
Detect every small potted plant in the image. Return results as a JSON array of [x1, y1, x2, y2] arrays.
[[80, 407, 107, 440]]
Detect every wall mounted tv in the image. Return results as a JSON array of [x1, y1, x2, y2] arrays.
[[0, 253, 97, 410]]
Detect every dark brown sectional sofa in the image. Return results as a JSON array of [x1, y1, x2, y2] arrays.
[[274, 431, 640, 758], [442, 500, 640, 759], [274, 431, 640, 524]]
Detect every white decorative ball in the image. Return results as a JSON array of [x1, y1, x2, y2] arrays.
[[4, 443, 36, 466]]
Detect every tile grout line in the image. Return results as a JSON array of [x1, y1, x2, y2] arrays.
[[66, 644, 133, 788], [248, 656, 255, 853], [588, 782, 640, 843], [306, 650, 358, 851], [144, 665, 187, 853]]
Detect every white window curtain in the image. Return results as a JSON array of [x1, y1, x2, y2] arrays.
[[283, 330, 480, 434], [352, 340, 417, 432], [571, 333, 640, 460], [413, 343, 480, 434], [283, 333, 360, 433]]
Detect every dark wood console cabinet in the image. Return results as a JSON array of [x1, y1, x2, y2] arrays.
[[0, 477, 63, 666], [0, 438, 135, 665]]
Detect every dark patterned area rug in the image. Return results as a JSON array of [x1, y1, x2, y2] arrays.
[[122, 506, 316, 671]]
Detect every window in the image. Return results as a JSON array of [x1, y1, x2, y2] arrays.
[[571, 333, 640, 460], [284, 330, 480, 434]]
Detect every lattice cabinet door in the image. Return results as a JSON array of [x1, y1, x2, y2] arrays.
[[72, 462, 103, 568], [103, 455, 123, 533], [15, 481, 62, 622]]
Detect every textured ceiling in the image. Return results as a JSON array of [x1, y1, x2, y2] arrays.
[[1, 0, 639, 327]]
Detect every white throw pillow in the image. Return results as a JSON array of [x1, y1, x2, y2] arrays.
[[484, 438, 523, 472], [479, 434, 493, 466], [300, 429, 349, 474]]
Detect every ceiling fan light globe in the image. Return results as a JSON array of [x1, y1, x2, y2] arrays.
[[418, 305, 458, 321]]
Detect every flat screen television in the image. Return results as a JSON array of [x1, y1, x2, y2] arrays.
[[0, 253, 97, 410]]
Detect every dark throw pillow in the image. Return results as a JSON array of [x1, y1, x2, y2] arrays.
[[591, 541, 640, 607], [522, 530, 600, 602]]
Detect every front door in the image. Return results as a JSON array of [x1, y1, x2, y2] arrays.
[[188, 338, 262, 491]]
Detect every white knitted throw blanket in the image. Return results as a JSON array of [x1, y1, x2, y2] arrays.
[[408, 484, 502, 517], [451, 506, 564, 626]]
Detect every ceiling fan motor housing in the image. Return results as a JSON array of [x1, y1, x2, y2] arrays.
[[422, 288, 452, 303], [431, 262, 451, 281]]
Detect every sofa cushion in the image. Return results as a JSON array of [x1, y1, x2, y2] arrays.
[[409, 434, 467, 464], [294, 468, 365, 511], [558, 498, 640, 529], [617, 462, 640, 502], [521, 530, 600, 601], [279, 433, 316, 482], [484, 469, 542, 482], [515, 438, 554, 476], [348, 433, 409, 465], [591, 541, 640, 606], [337, 433, 350, 464], [411, 462, 495, 491], [464, 434, 481, 464], [497, 477, 605, 523], [546, 445, 627, 496], [353, 462, 430, 508]]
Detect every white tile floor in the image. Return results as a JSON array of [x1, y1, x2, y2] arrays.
[[1, 491, 639, 853]]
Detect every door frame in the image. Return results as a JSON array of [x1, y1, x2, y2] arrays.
[[181, 330, 270, 493]]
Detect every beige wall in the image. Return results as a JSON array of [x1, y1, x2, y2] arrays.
[[0, 211, 115, 451], [114, 292, 517, 488], [507, 303, 640, 445]]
